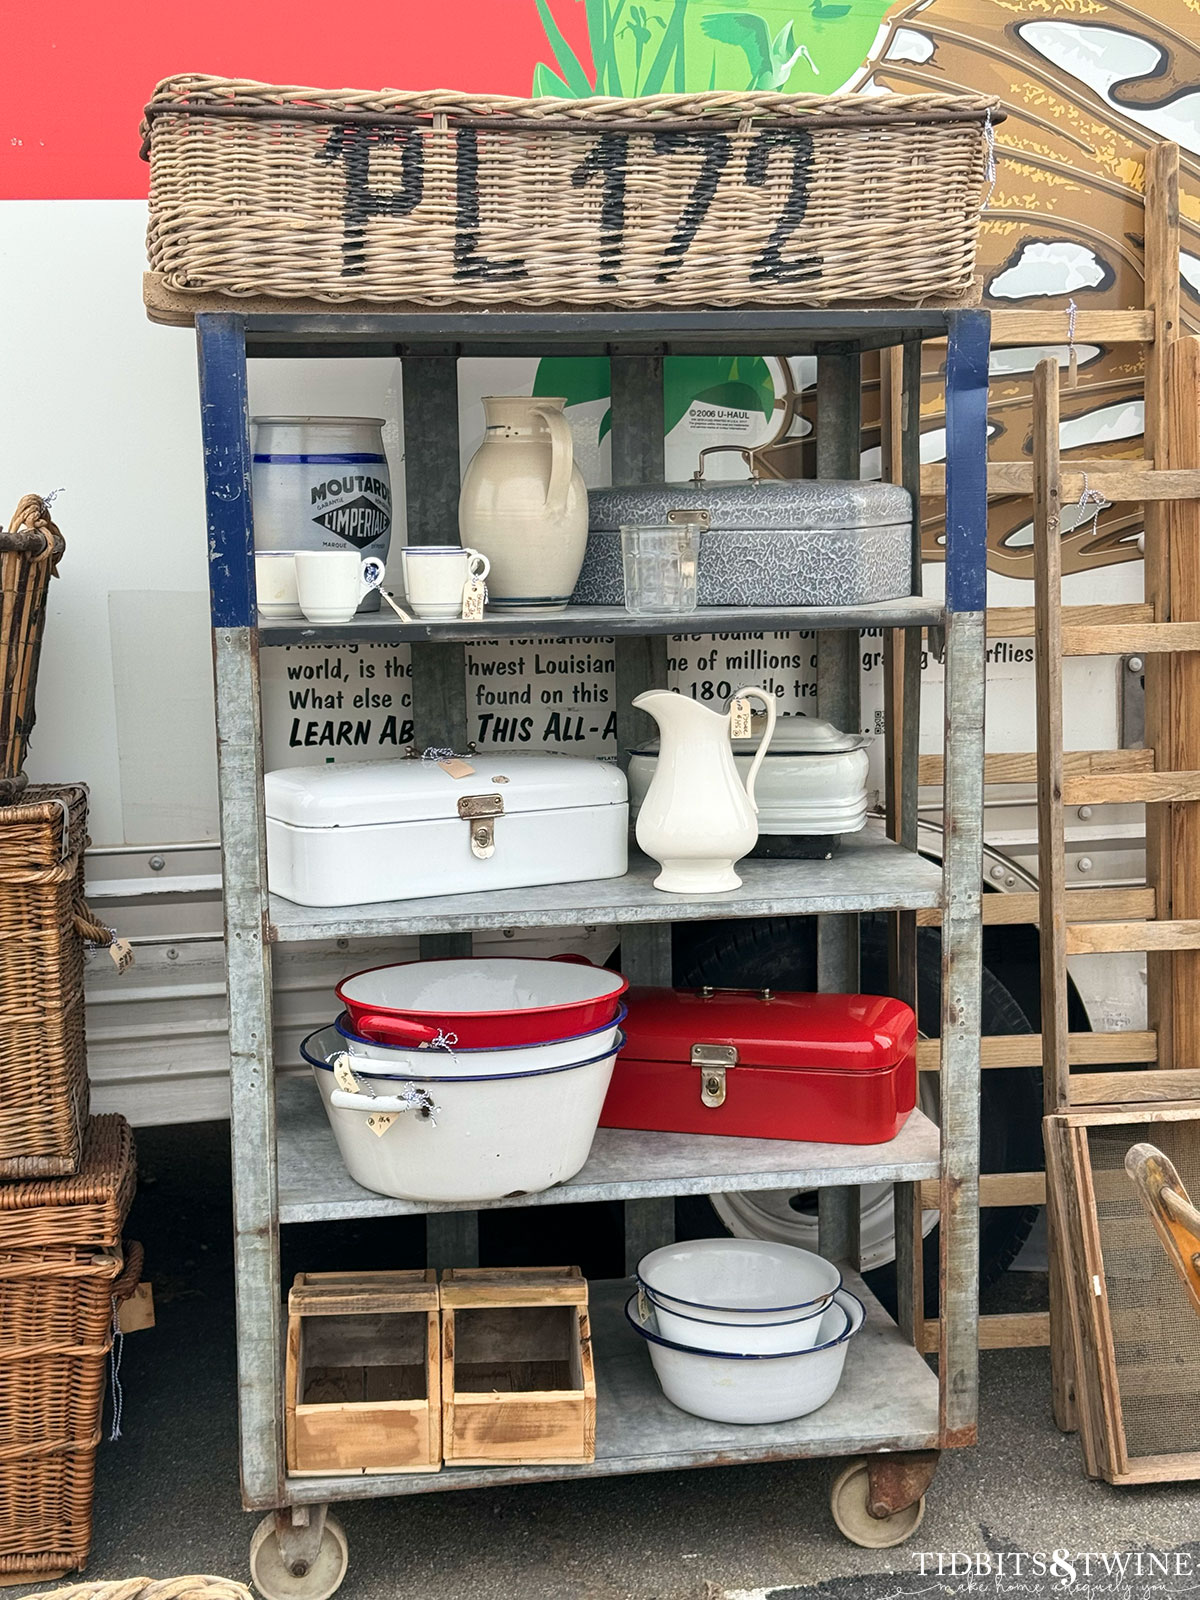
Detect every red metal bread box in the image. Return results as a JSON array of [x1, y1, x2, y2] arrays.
[[600, 986, 917, 1145]]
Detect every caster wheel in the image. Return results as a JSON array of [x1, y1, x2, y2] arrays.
[[830, 1461, 927, 1548], [250, 1512, 349, 1600]]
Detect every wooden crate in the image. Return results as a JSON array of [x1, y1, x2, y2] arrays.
[[440, 1267, 596, 1467], [1045, 1104, 1200, 1485], [285, 1270, 440, 1476]]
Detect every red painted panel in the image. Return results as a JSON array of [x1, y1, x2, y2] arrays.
[[2, 2, 592, 200]]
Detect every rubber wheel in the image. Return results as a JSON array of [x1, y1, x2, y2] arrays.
[[830, 1460, 927, 1548], [670, 915, 1042, 1309], [250, 1513, 349, 1600]]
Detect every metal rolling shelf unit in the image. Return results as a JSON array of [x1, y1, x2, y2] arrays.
[[195, 303, 989, 1590]]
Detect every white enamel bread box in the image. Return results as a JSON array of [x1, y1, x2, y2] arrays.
[[265, 754, 629, 907]]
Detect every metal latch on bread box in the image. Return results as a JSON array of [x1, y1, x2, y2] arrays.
[[458, 793, 504, 859], [692, 1043, 738, 1107]]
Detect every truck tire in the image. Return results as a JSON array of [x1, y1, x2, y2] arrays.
[[667, 916, 1041, 1308]]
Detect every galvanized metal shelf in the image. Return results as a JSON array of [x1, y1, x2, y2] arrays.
[[230, 305, 957, 359], [195, 303, 988, 1540], [280, 1271, 939, 1506], [268, 829, 943, 942], [276, 1075, 941, 1223], [257, 595, 944, 646]]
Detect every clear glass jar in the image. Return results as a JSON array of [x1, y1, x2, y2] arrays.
[[620, 522, 703, 615]]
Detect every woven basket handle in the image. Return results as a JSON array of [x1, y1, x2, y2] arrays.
[[4, 493, 65, 565], [74, 896, 114, 948], [113, 1240, 145, 1304]]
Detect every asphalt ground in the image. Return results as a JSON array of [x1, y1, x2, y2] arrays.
[[15, 1122, 1199, 1600]]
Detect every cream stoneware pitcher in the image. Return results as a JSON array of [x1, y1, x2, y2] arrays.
[[633, 688, 777, 893], [458, 396, 587, 614]]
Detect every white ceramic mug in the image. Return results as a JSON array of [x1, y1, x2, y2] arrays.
[[254, 551, 302, 620], [294, 550, 386, 624], [400, 546, 491, 620]]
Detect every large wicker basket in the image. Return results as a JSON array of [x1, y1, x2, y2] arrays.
[[0, 1115, 138, 1581], [142, 76, 999, 309], [0, 785, 110, 1178], [1, 495, 65, 804]]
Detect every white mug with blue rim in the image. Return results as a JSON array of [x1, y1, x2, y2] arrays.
[[294, 550, 386, 624], [400, 546, 491, 620]]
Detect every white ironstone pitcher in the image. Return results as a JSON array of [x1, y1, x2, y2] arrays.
[[633, 688, 777, 893], [458, 396, 587, 614]]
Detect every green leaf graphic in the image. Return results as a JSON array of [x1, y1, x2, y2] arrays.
[[664, 355, 774, 435], [533, 356, 611, 407], [533, 61, 577, 96], [534, 0, 595, 95]]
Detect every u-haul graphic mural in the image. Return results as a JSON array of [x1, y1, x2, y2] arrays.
[[2, 0, 1197, 1128]]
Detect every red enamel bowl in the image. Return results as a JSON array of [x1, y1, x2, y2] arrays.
[[335, 956, 629, 1048]]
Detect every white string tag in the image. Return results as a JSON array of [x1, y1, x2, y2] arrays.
[[108, 1300, 125, 1441], [438, 758, 475, 778], [461, 578, 486, 621], [380, 589, 415, 623], [1074, 470, 1107, 539], [1065, 297, 1079, 390], [729, 696, 753, 740], [366, 1112, 397, 1138], [982, 111, 997, 208]]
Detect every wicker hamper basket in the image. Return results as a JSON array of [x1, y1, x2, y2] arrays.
[[0, 1116, 138, 1581], [142, 76, 1000, 309], [0, 784, 110, 1179]]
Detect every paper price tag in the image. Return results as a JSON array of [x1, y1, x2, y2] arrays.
[[109, 937, 135, 975], [366, 1112, 397, 1138], [118, 1282, 156, 1333], [332, 1054, 360, 1095], [729, 696, 753, 740], [461, 578, 486, 622], [438, 759, 476, 779]]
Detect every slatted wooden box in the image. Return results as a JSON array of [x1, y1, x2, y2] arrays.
[[285, 1270, 440, 1476], [1046, 1104, 1200, 1485], [440, 1266, 596, 1466]]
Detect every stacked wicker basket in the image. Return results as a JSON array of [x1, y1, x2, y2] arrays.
[[0, 498, 139, 1579]]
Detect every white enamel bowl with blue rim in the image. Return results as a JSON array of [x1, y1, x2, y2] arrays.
[[637, 1238, 842, 1328], [302, 1023, 622, 1204], [333, 1006, 626, 1078], [645, 1287, 830, 1355], [626, 1288, 864, 1425]]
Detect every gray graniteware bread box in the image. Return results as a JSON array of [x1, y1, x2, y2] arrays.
[[576, 478, 913, 608]]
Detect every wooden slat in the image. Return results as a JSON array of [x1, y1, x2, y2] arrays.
[[920, 463, 1198, 501], [919, 748, 1154, 785], [920, 1173, 1045, 1208], [1062, 772, 1200, 804], [918, 888, 1156, 929], [986, 603, 1153, 637], [1066, 919, 1200, 955], [1069, 1067, 1200, 1104], [1063, 621, 1200, 655], [921, 1313, 1050, 1354], [917, 1031, 1157, 1072], [990, 309, 1154, 344], [1044, 1120, 1105, 1464], [1163, 338, 1200, 1077], [1033, 358, 1070, 1115], [1113, 1455, 1200, 1485], [1143, 144, 1183, 1094]]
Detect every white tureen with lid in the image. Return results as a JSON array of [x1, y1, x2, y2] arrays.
[[628, 714, 871, 837]]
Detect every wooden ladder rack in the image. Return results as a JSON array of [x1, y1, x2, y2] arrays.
[[901, 142, 1200, 1363]]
